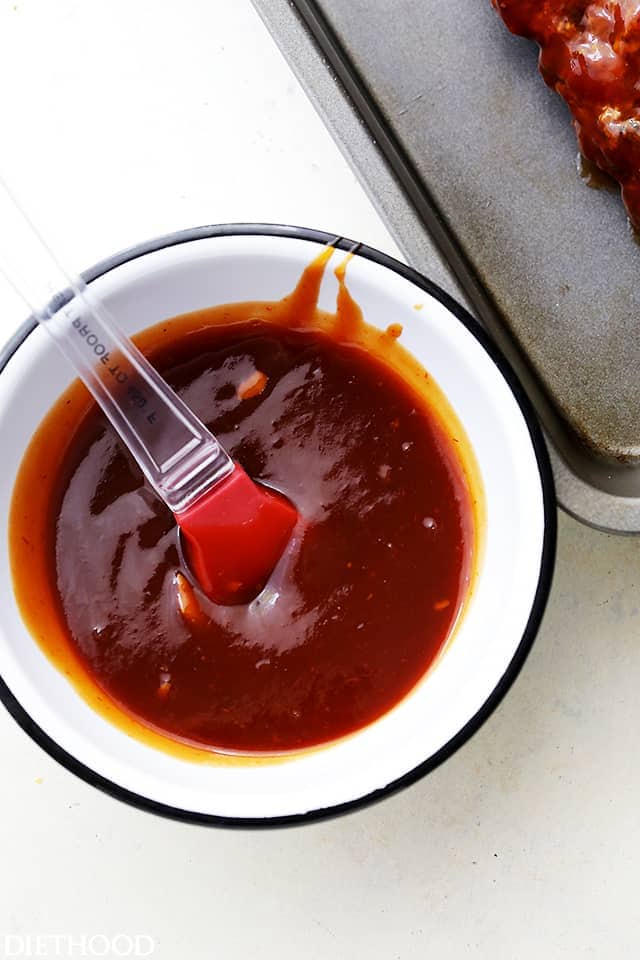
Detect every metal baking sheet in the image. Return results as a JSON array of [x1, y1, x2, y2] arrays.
[[253, 0, 640, 531]]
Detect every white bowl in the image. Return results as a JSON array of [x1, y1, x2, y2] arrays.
[[0, 226, 555, 825]]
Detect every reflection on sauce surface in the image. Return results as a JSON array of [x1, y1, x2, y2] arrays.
[[10, 250, 480, 756]]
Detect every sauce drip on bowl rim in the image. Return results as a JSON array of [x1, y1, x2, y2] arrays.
[[9, 248, 483, 758]]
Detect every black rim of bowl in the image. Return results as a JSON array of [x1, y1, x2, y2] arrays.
[[0, 224, 557, 828]]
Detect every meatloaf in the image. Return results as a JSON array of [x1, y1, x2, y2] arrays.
[[492, 1, 640, 228]]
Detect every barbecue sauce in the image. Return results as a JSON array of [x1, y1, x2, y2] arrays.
[[10, 249, 481, 757]]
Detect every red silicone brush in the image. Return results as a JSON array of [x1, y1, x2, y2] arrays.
[[175, 463, 297, 605], [0, 178, 297, 604], [59, 299, 298, 604]]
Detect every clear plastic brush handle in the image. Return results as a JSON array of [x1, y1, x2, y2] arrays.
[[0, 179, 233, 513]]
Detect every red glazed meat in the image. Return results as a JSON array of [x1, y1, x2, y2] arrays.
[[492, 1, 640, 228]]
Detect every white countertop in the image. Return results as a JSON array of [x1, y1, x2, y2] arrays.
[[0, 2, 639, 958]]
